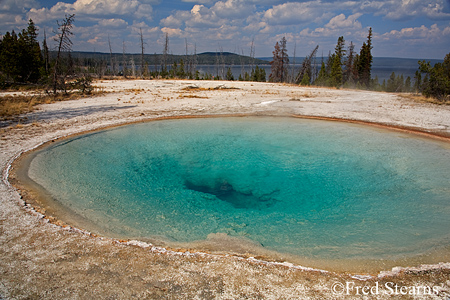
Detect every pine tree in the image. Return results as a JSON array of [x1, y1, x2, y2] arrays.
[[315, 60, 328, 86], [0, 19, 43, 83], [0, 31, 20, 82], [269, 41, 281, 82], [418, 53, 450, 101], [226, 67, 234, 81], [330, 36, 345, 87], [405, 76, 412, 92], [300, 73, 310, 86], [414, 70, 422, 93], [358, 28, 373, 88], [19, 19, 43, 83]]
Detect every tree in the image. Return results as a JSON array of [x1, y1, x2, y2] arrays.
[[42, 30, 50, 76], [300, 73, 310, 86], [296, 45, 319, 85], [0, 19, 43, 84], [343, 41, 356, 85], [177, 59, 186, 78], [140, 28, 145, 78], [279, 37, 289, 83], [161, 32, 169, 77], [251, 65, 266, 82], [269, 41, 281, 82], [122, 41, 128, 78], [226, 67, 234, 81], [315, 60, 328, 86], [20, 19, 43, 83], [0, 31, 21, 82], [358, 28, 373, 88], [52, 14, 75, 94], [269, 37, 289, 83], [418, 53, 450, 101], [108, 35, 115, 76], [330, 36, 345, 87], [404, 76, 412, 92]]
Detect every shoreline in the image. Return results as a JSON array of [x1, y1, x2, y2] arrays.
[[1, 79, 450, 298]]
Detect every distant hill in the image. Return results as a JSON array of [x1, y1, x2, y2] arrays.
[[64, 51, 269, 66]]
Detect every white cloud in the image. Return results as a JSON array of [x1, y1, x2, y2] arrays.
[[160, 14, 183, 27], [381, 23, 449, 40], [0, 0, 38, 13], [0, 13, 27, 28], [98, 18, 129, 28], [325, 13, 362, 30], [161, 27, 184, 37], [374, 23, 450, 57], [263, 2, 324, 26], [297, 13, 364, 39], [181, 0, 215, 4], [27, 0, 153, 25], [212, 0, 255, 19], [72, 0, 140, 15], [161, 0, 255, 31], [353, 0, 450, 20], [134, 3, 153, 20]]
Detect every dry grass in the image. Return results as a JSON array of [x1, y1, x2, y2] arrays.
[[0, 90, 106, 120], [288, 91, 314, 101], [397, 93, 450, 105], [182, 85, 240, 91], [178, 94, 209, 99]]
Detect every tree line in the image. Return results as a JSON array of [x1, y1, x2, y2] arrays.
[[268, 29, 374, 89], [267, 29, 449, 102], [0, 15, 92, 94], [0, 17, 448, 102]]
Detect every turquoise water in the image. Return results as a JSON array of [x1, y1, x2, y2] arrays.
[[28, 117, 450, 260]]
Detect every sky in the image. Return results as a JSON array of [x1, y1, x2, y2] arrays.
[[1, 0, 450, 59]]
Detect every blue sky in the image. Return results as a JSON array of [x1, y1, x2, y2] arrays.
[[1, 0, 450, 59]]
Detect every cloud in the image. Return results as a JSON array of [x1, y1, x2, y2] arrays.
[[98, 18, 129, 28], [353, 0, 450, 20], [27, 0, 153, 25], [161, 27, 183, 37], [160, 14, 183, 28], [181, 0, 215, 3], [375, 23, 450, 57], [0, 0, 39, 28], [0, 0, 38, 13], [325, 13, 362, 30], [263, 2, 329, 26], [161, 0, 255, 30], [381, 23, 450, 40], [298, 13, 364, 39], [212, 0, 255, 19]]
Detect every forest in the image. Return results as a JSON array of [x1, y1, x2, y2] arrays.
[[1, 16, 449, 104]]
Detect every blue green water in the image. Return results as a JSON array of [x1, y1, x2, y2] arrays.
[[28, 117, 450, 260]]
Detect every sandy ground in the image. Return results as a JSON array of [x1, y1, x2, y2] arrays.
[[1, 79, 450, 299]]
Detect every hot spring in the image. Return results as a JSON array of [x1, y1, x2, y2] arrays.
[[21, 116, 450, 270]]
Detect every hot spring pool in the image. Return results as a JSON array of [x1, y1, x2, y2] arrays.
[[23, 117, 450, 267]]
